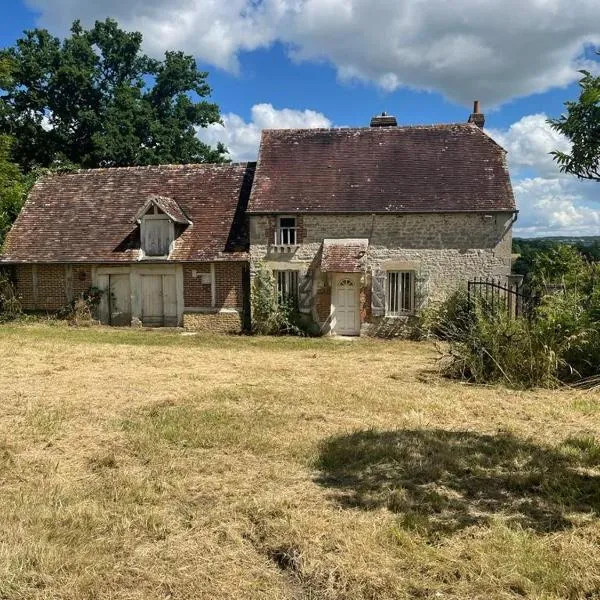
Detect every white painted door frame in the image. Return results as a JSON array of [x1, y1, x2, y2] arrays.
[[330, 273, 361, 336]]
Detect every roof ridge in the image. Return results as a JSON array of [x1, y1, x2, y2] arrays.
[[44, 162, 256, 176], [262, 123, 475, 134]]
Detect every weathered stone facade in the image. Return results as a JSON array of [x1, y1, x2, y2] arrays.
[[183, 310, 242, 333], [249, 212, 514, 336]]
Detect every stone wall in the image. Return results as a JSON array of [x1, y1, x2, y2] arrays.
[[249, 211, 514, 334], [182, 261, 246, 333], [182, 310, 242, 334]]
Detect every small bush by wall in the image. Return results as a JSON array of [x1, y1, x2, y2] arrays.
[[0, 272, 22, 320], [251, 263, 316, 336]]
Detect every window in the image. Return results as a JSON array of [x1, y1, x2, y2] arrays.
[[142, 216, 173, 256], [386, 271, 414, 315], [275, 216, 298, 245], [274, 270, 298, 304]]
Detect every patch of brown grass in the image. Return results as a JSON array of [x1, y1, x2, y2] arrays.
[[0, 324, 599, 598]]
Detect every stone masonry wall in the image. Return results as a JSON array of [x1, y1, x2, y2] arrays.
[[183, 311, 242, 333], [249, 212, 514, 333], [182, 261, 246, 333]]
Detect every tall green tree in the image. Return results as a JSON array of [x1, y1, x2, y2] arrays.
[[0, 135, 28, 246], [549, 58, 600, 181], [0, 19, 227, 171]]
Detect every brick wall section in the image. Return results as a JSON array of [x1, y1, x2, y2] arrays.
[[34, 264, 65, 310], [183, 263, 213, 307], [13, 265, 34, 310], [72, 265, 93, 299], [183, 262, 245, 309], [215, 262, 244, 307], [315, 285, 331, 324], [14, 263, 95, 311]]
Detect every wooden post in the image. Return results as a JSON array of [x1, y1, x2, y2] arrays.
[[32, 264, 39, 309]]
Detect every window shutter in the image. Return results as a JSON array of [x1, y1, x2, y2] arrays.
[[298, 270, 313, 314], [414, 271, 429, 311], [371, 269, 386, 316]]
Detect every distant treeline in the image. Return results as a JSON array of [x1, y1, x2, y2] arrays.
[[513, 237, 600, 278]]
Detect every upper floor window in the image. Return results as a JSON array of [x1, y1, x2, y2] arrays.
[[142, 215, 173, 256], [134, 195, 191, 259], [275, 216, 298, 245], [386, 271, 414, 315]]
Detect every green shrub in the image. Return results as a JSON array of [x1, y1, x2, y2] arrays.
[[0, 272, 22, 320], [430, 285, 600, 388], [250, 262, 307, 336], [420, 287, 472, 340]]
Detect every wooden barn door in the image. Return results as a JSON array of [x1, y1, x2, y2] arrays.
[[140, 273, 178, 327], [108, 273, 131, 326]]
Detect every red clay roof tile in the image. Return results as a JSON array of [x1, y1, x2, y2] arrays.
[[1, 163, 255, 263], [248, 124, 515, 214]]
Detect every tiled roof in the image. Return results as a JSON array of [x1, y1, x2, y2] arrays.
[[1, 163, 255, 263], [321, 239, 369, 272], [248, 124, 515, 214]]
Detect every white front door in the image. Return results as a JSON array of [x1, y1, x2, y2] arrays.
[[332, 274, 360, 335]]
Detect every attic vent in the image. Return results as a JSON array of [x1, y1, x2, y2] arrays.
[[370, 112, 398, 128]]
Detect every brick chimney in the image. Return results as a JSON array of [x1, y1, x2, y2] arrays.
[[370, 112, 398, 127], [468, 100, 485, 129]]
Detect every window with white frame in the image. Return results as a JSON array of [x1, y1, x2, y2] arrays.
[[386, 271, 415, 315], [274, 270, 298, 304], [275, 216, 298, 245]]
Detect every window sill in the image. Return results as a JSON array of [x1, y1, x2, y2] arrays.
[[384, 313, 416, 318], [268, 244, 299, 254]]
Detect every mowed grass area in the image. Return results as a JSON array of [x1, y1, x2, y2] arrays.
[[1, 325, 600, 599]]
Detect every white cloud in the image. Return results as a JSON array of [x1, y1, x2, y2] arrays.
[[513, 177, 600, 237], [25, 0, 600, 105], [487, 113, 600, 237], [488, 114, 572, 177], [198, 103, 332, 161]]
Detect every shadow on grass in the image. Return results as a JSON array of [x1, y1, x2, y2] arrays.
[[316, 429, 600, 534]]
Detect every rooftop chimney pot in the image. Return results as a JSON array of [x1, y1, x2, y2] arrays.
[[468, 100, 485, 129], [370, 113, 398, 127]]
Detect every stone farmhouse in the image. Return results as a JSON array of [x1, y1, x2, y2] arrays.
[[0, 104, 517, 336]]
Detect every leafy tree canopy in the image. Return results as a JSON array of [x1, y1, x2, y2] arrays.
[[0, 135, 28, 247], [549, 57, 600, 181], [0, 19, 227, 171]]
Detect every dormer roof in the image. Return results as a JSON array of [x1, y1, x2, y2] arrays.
[[134, 195, 192, 225]]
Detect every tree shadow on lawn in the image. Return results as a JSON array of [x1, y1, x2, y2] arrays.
[[316, 429, 600, 535]]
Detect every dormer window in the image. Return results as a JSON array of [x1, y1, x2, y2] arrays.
[[276, 216, 298, 245], [142, 211, 173, 257], [134, 195, 192, 259]]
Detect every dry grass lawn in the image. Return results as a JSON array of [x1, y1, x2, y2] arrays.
[[1, 323, 600, 599]]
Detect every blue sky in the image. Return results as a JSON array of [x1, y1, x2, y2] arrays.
[[3, 0, 600, 237]]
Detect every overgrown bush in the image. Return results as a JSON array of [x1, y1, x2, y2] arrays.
[[427, 273, 600, 389], [59, 286, 103, 326], [0, 272, 22, 320], [251, 263, 306, 336]]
